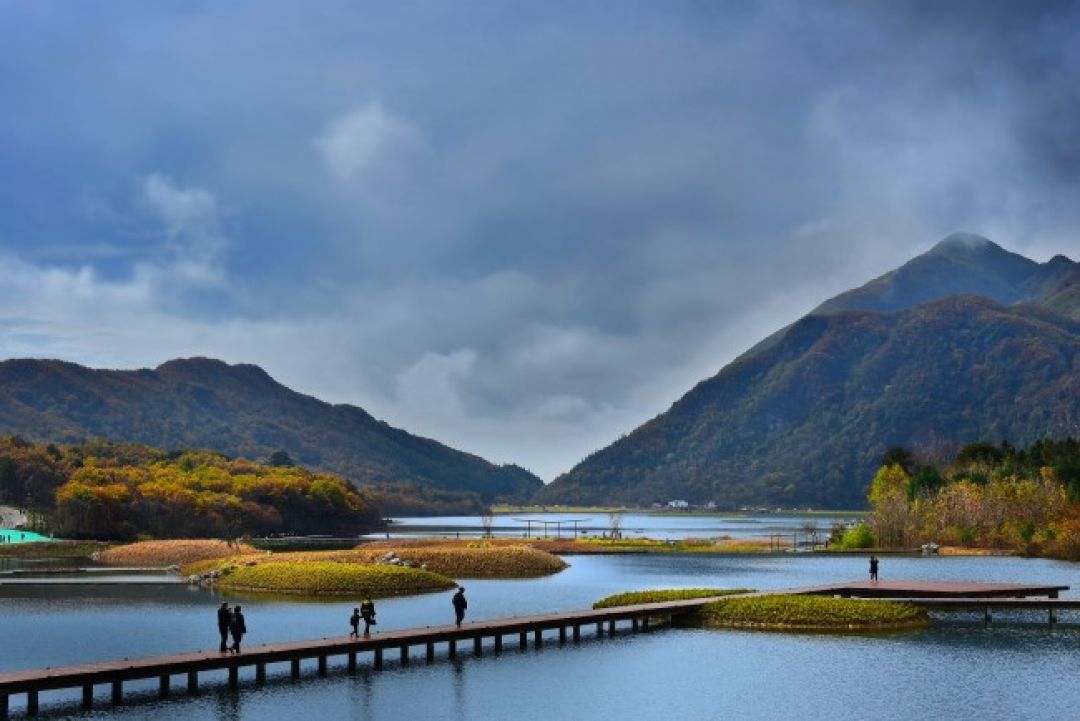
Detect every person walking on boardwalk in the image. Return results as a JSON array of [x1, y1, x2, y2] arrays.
[[452, 587, 467, 626], [217, 602, 232, 653], [869, 555, 879, 582], [230, 605, 247, 653], [349, 607, 361, 638], [360, 596, 376, 635]]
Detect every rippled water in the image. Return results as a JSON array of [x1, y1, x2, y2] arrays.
[[1, 553, 1078, 720]]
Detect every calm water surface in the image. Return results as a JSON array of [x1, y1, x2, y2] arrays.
[[386, 511, 860, 540], [1, 553, 1078, 720]]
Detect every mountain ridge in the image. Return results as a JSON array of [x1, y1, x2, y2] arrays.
[[537, 235, 1080, 508], [0, 357, 542, 504]]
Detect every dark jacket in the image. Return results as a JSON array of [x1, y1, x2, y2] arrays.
[[360, 600, 376, 619], [218, 607, 232, 631], [231, 611, 247, 636], [452, 592, 467, 611]]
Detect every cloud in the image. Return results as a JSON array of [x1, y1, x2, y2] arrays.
[[314, 102, 424, 185], [138, 174, 227, 287], [1, 1, 1078, 479]]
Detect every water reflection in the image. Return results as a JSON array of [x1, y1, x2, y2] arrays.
[[1, 552, 1077, 720]]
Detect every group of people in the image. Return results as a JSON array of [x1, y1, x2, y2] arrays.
[[217, 602, 247, 653], [215, 587, 469, 651], [349, 596, 377, 637]]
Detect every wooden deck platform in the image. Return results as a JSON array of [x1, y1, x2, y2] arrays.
[[785, 580, 1068, 599], [0, 579, 1070, 717]]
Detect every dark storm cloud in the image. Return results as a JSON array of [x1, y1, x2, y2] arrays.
[[0, 1, 1077, 477]]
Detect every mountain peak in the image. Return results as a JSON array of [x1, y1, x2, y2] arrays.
[[929, 232, 996, 254]]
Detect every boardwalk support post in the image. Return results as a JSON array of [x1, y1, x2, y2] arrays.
[[596, 622, 604, 637], [82, 683, 94, 709], [534, 629, 543, 648], [291, 658, 301, 680], [111, 679, 122, 705], [26, 691, 37, 716], [984, 608, 992, 626], [447, 640, 456, 660], [1, 694, 7, 720], [642, 617, 650, 631], [318, 654, 328, 676], [573, 625, 581, 642], [159, 673, 170, 698], [519, 631, 527, 650], [631, 618, 640, 632], [228, 664, 239, 688], [400, 645, 409, 665], [256, 663, 266, 685], [187, 670, 198, 694], [426, 643, 435, 663], [348, 651, 357, 673], [374, 647, 384, 669], [608, 619, 616, 635], [494, 634, 502, 653], [559, 626, 567, 643], [473, 637, 482, 656]]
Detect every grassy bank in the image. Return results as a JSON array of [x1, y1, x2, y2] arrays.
[[214, 561, 456, 596], [693, 594, 929, 632], [181, 539, 567, 579], [0, 540, 110, 559], [96, 539, 258, 567], [593, 588, 755, 609]]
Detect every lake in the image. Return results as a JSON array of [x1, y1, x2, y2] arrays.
[[1, 540, 1078, 719]]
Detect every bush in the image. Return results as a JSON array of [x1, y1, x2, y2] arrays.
[[839, 524, 875, 549]]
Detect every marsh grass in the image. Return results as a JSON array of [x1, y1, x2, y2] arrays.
[[216, 561, 456, 596], [180, 540, 567, 579], [695, 594, 929, 631], [0, 540, 110, 559], [97, 539, 258, 567], [593, 588, 755, 609]]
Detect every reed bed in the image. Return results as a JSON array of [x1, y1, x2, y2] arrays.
[[593, 588, 755, 609], [694, 595, 929, 631], [181, 541, 566, 579], [215, 561, 456, 596], [96, 539, 258, 567]]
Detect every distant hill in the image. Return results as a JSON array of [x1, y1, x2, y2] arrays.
[[538, 236, 1080, 508], [0, 357, 541, 506]]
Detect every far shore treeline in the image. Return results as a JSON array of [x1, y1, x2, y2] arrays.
[[0, 437, 382, 539], [859, 438, 1080, 560]]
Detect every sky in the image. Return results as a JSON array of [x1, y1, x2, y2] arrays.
[[1, 1, 1078, 480]]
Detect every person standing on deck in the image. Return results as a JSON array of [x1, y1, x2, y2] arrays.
[[230, 605, 247, 653], [217, 602, 232, 653], [452, 587, 467, 626], [360, 596, 376, 635], [869, 555, 879, 582], [349, 607, 361, 638]]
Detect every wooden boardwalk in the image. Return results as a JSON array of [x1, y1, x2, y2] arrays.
[[0, 579, 1070, 717], [0, 595, 726, 717], [788, 580, 1068, 599]]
